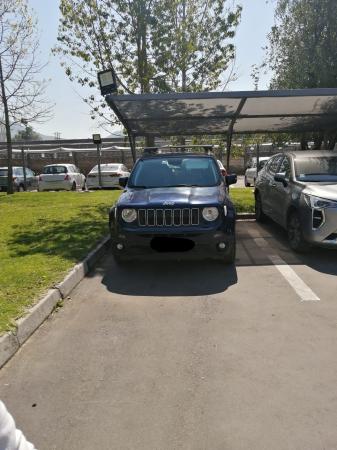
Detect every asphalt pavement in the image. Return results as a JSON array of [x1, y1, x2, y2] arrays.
[[0, 220, 337, 450]]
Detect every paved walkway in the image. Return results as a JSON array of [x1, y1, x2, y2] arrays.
[[1, 221, 336, 450]]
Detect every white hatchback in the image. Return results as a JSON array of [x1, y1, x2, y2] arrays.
[[38, 164, 86, 191], [86, 163, 130, 189]]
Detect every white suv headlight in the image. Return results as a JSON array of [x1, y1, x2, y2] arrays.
[[121, 208, 137, 222], [304, 194, 337, 209], [202, 207, 219, 221]]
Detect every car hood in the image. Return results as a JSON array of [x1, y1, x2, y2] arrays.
[[118, 185, 226, 207], [303, 183, 337, 201]]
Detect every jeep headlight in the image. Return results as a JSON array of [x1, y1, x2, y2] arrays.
[[303, 194, 337, 209], [202, 207, 219, 222], [121, 208, 137, 222]]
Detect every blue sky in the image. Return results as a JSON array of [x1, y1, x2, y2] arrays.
[[29, 0, 275, 139]]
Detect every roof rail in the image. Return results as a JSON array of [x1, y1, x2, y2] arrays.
[[142, 144, 215, 155]]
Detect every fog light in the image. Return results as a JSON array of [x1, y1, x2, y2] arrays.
[[116, 243, 124, 250], [218, 242, 226, 250]]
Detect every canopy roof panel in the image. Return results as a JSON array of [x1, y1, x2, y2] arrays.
[[106, 88, 337, 137]]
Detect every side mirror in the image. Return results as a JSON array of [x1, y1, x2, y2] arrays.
[[274, 173, 288, 186], [119, 176, 128, 188], [226, 174, 237, 186]]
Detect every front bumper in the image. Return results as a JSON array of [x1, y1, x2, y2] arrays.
[[301, 206, 337, 248], [110, 226, 235, 260]]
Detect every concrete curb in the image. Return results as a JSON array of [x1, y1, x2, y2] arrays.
[[237, 212, 256, 220], [0, 235, 111, 369]]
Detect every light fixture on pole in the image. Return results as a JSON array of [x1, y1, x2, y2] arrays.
[[97, 69, 117, 96], [92, 134, 103, 188]]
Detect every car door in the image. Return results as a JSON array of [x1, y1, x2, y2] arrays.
[[25, 168, 33, 189], [270, 156, 292, 226], [260, 154, 284, 219], [15, 167, 24, 189]]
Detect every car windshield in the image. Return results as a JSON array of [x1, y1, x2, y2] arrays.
[[91, 164, 120, 172], [0, 169, 8, 177], [295, 156, 337, 182], [42, 166, 68, 174], [129, 156, 221, 188]]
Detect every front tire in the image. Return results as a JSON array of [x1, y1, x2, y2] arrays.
[[244, 176, 251, 187], [255, 192, 267, 223], [71, 181, 77, 191], [287, 211, 309, 252]]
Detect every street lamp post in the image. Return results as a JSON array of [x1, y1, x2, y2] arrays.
[[21, 118, 28, 191], [92, 134, 102, 188]]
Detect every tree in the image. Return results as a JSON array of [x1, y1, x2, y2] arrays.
[[0, 0, 52, 194], [266, 0, 337, 149], [54, 0, 241, 129], [14, 125, 40, 141], [151, 0, 241, 93]]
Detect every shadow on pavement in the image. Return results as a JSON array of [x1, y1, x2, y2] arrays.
[[255, 221, 337, 276], [99, 256, 238, 297]]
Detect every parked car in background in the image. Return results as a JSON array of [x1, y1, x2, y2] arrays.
[[217, 160, 227, 176], [87, 163, 130, 189], [38, 164, 86, 192], [245, 156, 270, 187], [109, 150, 237, 263], [0, 166, 38, 192], [255, 151, 337, 251]]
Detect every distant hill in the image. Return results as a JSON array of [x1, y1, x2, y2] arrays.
[[0, 123, 55, 142]]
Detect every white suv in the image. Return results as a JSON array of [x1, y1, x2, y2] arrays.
[[38, 164, 86, 192]]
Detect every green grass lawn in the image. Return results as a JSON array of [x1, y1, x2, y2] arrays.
[[0, 188, 253, 334], [230, 188, 255, 213], [0, 191, 120, 333]]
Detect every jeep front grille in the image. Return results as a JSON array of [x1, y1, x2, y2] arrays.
[[138, 208, 200, 227]]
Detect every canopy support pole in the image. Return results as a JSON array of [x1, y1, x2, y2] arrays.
[[226, 97, 247, 171], [128, 132, 137, 163], [226, 126, 234, 171]]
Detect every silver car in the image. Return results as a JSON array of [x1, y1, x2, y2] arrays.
[[255, 151, 337, 251], [0, 166, 38, 192]]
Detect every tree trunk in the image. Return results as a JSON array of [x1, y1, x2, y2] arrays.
[[0, 56, 14, 195], [181, 0, 187, 92], [313, 132, 323, 150], [300, 134, 308, 150]]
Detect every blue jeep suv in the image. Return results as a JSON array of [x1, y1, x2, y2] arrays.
[[109, 151, 237, 263]]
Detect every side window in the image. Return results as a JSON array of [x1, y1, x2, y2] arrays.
[[268, 155, 283, 175], [122, 165, 128, 172], [15, 168, 24, 176], [279, 157, 291, 178]]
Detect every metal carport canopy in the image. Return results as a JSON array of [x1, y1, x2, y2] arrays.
[[106, 88, 337, 163]]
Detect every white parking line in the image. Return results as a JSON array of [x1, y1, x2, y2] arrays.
[[268, 254, 320, 302], [248, 229, 320, 302]]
